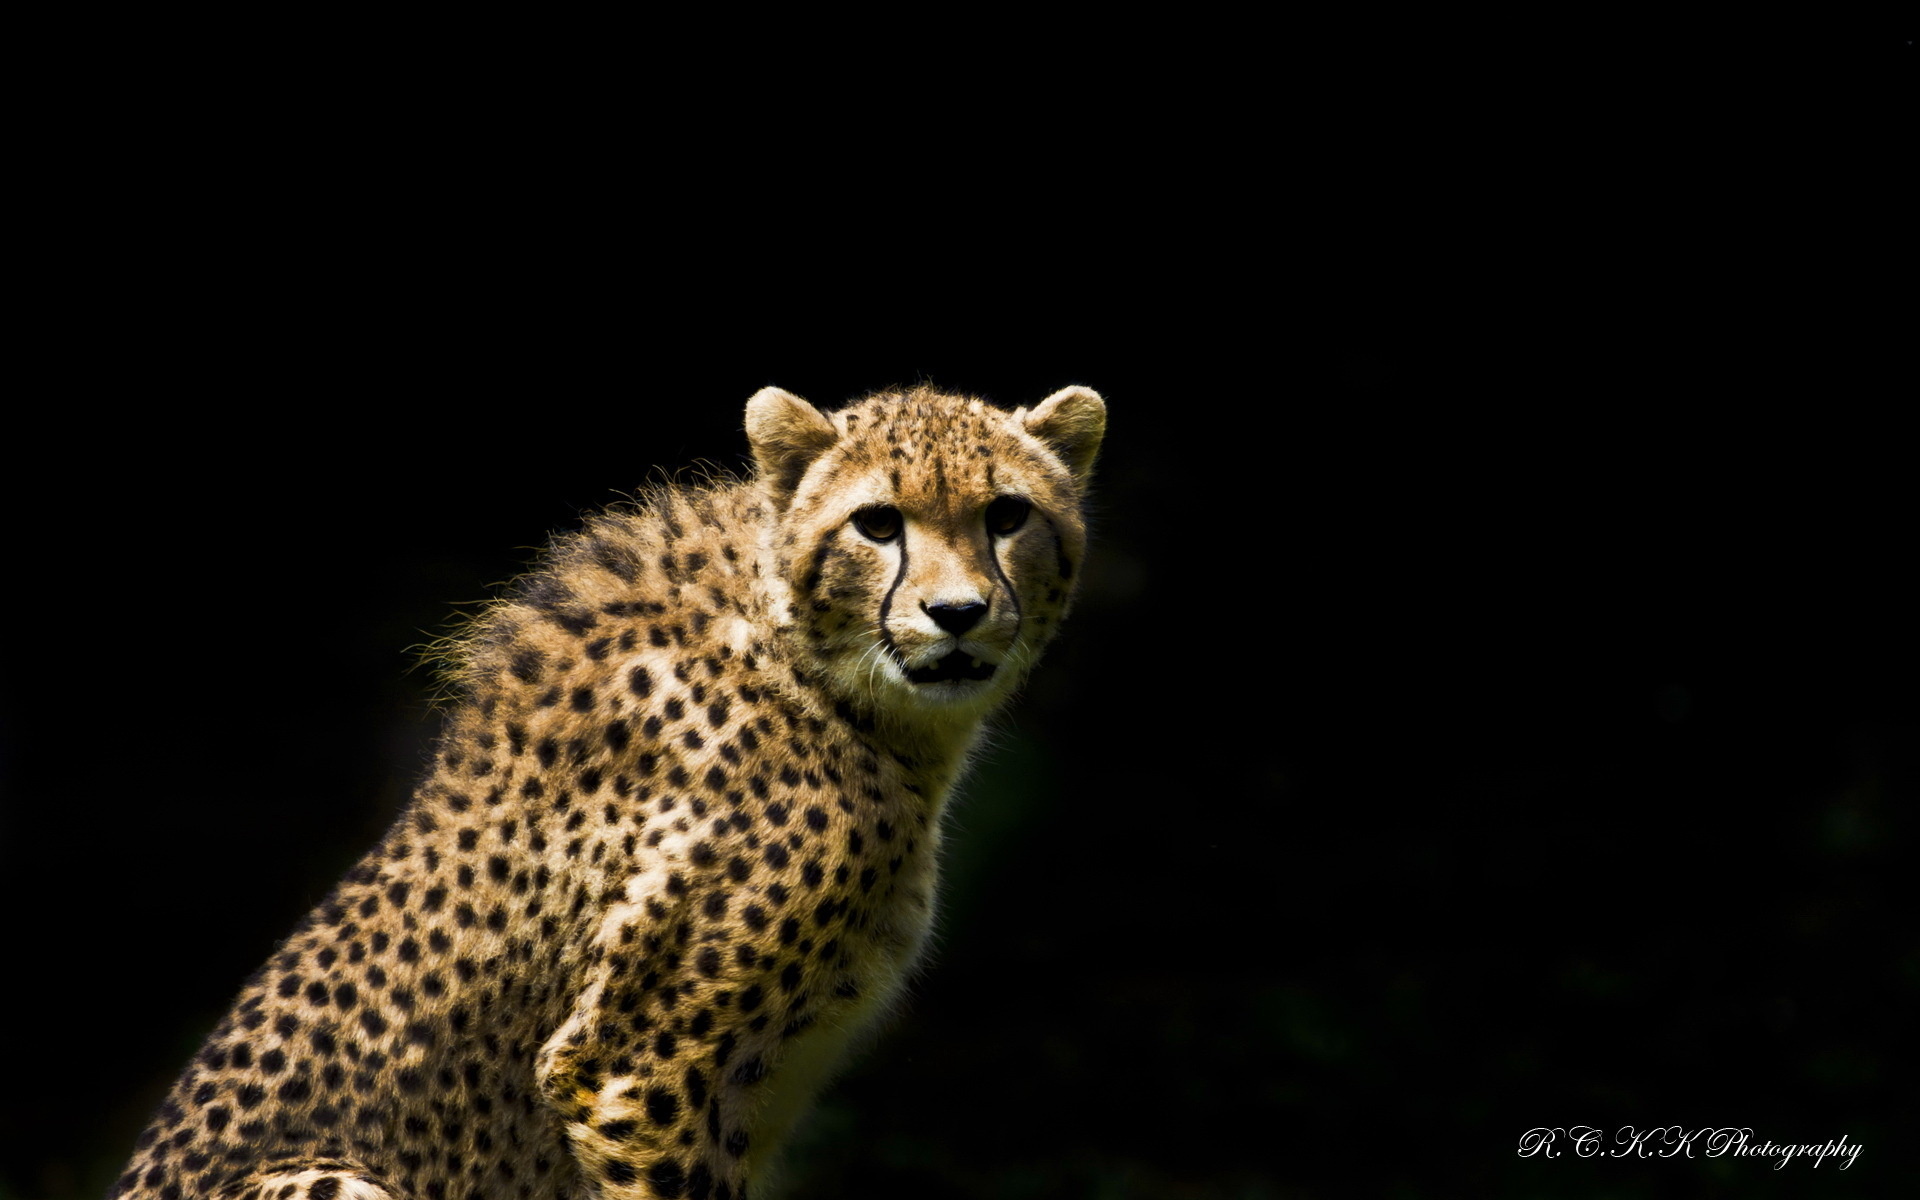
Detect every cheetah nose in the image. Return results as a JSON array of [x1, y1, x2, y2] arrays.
[[922, 600, 988, 635]]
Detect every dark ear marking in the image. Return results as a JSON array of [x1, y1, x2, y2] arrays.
[[746, 387, 839, 509], [1021, 386, 1106, 486]]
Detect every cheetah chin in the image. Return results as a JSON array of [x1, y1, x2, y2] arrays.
[[904, 650, 998, 685]]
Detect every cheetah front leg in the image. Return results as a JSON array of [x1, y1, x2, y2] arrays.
[[537, 968, 757, 1200], [536, 854, 759, 1200]]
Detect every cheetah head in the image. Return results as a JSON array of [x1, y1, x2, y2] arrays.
[[748, 384, 1104, 738]]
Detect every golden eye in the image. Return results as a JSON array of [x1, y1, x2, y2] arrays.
[[852, 505, 902, 542], [986, 496, 1030, 535]]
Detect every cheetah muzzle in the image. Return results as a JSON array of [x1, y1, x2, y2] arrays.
[[904, 648, 999, 685]]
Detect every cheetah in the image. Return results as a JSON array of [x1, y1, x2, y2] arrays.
[[115, 383, 1106, 1200]]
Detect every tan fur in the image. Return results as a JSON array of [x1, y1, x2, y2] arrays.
[[116, 385, 1104, 1200]]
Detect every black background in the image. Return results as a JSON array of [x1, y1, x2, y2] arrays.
[[3, 38, 1912, 1199]]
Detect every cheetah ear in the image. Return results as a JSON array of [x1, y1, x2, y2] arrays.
[[1022, 385, 1106, 486], [746, 386, 840, 509]]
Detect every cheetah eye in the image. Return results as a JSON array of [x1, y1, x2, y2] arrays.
[[851, 505, 902, 542], [985, 496, 1031, 536]]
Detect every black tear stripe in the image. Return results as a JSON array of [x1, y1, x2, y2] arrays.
[[875, 524, 911, 668], [1044, 513, 1075, 582], [989, 522, 1025, 642]]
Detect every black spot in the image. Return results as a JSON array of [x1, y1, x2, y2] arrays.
[[682, 1164, 715, 1199], [360, 1010, 387, 1037], [645, 1160, 684, 1197], [629, 665, 653, 697], [804, 806, 828, 831], [510, 647, 544, 682], [679, 1066, 709, 1112], [645, 1085, 680, 1125], [553, 607, 597, 636]]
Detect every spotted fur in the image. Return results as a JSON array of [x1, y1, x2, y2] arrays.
[[115, 384, 1106, 1200]]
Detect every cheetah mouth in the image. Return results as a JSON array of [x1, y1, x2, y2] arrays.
[[905, 651, 997, 685]]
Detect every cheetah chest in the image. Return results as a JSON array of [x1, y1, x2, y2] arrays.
[[737, 814, 944, 1174]]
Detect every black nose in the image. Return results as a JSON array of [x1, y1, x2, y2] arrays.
[[923, 601, 988, 635]]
